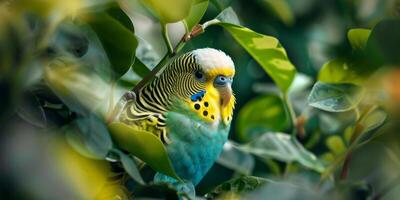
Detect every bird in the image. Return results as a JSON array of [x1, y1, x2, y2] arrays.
[[115, 48, 235, 196]]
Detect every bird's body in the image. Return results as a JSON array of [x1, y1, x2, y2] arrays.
[[116, 48, 235, 195]]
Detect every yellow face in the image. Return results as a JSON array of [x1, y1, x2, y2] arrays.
[[186, 67, 235, 126]]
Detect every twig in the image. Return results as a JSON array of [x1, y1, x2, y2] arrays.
[[132, 53, 170, 94], [339, 122, 363, 180], [320, 105, 380, 183], [132, 24, 205, 94], [339, 153, 352, 180], [339, 105, 378, 180]]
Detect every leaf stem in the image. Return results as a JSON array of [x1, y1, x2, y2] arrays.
[[283, 93, 297, 137], [281, 93, 298, 177], [283, 162, 292, 178], [162, 24, 173, 54], [201, 19, 220, 30]]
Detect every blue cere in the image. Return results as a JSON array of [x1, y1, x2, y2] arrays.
[[190, 90, 206, 102]]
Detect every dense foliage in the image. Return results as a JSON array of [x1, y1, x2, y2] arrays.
[[1, 0, 400, 199]]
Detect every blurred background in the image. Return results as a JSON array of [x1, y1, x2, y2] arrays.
[[1, 0, 400, 199]]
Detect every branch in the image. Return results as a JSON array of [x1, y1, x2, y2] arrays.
[[339, 105, 378, 180], [320, 105, 380, 183], [132, 24, 205, 94]]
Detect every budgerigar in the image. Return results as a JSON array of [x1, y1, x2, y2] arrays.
[[116, 48, 235, 196]]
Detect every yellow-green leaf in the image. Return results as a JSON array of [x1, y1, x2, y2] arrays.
[[203, 7, 296, 91], [325, 136, 346, 156], [358, 108, 387, 144], [318, 58, 366, 85], [185, 0, 209, 31], [236, 94, 289, 142], [218, 23, 296, 92], [262, 0, 294, 26], [347, 28, 370, 50], [140, 0, 194, 24], [108, 122, 181, 180]]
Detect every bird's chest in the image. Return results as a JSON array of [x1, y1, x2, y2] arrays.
[[164, 110, 230, 185], [166, 129, 227, 185]]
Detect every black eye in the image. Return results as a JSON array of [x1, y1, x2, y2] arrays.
[[195, 70, 204, 80]]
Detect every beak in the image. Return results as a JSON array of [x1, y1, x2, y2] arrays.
[[214, 75, 232, 107], [219, 85, 232, 107]]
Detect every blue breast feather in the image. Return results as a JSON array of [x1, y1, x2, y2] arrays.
[[153, 104, 230, 192]]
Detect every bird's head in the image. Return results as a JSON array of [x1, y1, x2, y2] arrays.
[[165, 48, 235, 126]]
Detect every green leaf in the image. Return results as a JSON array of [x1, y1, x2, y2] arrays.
[[108, 122, 181, 180], [140, 0, 194, 24], [347, 28, 370, 50], [217, 141, 255, 175], [76, 114, 113, 158], [325, 135, 347, 156], [202, 7, 296, 92], [239, 132, 325, 173], [318, 112, 351, 134], [243, 176, 323, 200], [318, 58, 368, 85], [210, 0, 234, 10], [64, 114, 113, 159], [185, 0, 209, 31], [131, 57, 151, 78], [236, 94, 289, 142], [210, 0, 233, 10], [262, 0, 294, 26], [65, 124, 102, 159], [104, 3, 135, 32], [308, 81, 365, 112], [111, 149, 145, 185], [217, 23, 296, 92], [215, 7, 240, 25], [86, 4, 138, 77], [43, 58, 110, 115], [358, 108, 387, 144], [318, 29, 376, 85], [366, 19, 400, 66], [205, 176, 271, 199], [16, 93, 47, 128], [10, 0, 84, 18]]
